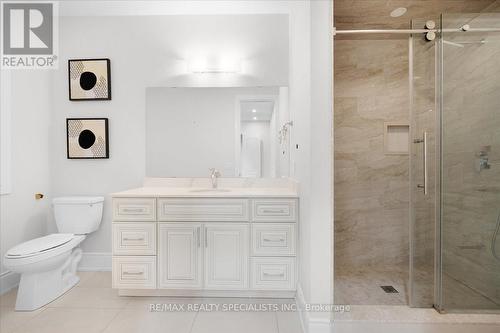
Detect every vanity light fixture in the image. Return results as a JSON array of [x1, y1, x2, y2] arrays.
[[390, 7, 407, 18], [188, 57, 242, 74]]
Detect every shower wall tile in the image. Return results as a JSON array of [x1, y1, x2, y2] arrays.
[[334, 40, 410, 274]]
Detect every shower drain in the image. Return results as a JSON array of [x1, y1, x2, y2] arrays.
[[380, 286, 399, 293]]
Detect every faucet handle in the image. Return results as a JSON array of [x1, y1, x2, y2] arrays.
[[209, 168, 221, 177], [208, 168, 220, 176]]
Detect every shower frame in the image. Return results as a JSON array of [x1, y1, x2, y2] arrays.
[[333, 18, 500, 312]]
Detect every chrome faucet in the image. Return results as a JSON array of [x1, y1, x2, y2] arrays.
[[209, 168, 221, 188]]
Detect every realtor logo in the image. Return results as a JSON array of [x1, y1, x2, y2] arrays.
[[1, 1, 58, 69]]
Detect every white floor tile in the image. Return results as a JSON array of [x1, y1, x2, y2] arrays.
[[276, 311, 303, 333], [0, 289, 18, 308], [77, 271, 112, 289], [48, 286, 130, 309], [125, 296, 204, 309], [102, 308, 196, 333], [191, 311, 278, 333], [10, 308, 120, 333], [0, 306, 45, 333]]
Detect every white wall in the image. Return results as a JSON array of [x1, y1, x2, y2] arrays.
[[146, 87, 278, 177], [308, 0, 334, 326], [285, 0, 334, 330], [0, 71, 52, 292]]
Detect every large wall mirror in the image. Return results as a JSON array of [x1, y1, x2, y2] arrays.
[[146, 87, 291, 178]]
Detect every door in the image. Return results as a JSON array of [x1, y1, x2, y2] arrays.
[[204, 224, 249, 289], [438, 13, 500, 312], [409, 18, 438, 307], [158, 223, 202, 289]]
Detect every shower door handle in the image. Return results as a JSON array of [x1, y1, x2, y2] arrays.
[[414, 132, 428, 195]]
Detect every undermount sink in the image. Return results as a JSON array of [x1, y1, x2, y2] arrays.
[[189, 188, 232, 193]]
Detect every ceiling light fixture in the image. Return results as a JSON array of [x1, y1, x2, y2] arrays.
[[390, 7, 407, 18], [253, 117, 257, 120], [252, 109, 257, 113]]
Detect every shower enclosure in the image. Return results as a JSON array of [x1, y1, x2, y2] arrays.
[[410, 13, 500, 312]]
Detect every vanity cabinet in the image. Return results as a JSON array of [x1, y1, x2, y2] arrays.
[[158, 223, 203, 289], [204, 224, 249, 290], [111, 195, 298, 297]]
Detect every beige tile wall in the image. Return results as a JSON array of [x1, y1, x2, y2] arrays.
[[334, 40, 410, 273]]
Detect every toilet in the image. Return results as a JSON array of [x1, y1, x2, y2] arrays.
[[3, 196, 104, 311]]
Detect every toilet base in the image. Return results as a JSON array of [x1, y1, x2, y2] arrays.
[[15, 247, 83, 311]]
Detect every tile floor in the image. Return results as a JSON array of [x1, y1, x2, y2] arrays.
[[0, 272, 303, 333], [334, 268, 408, 305], [334, 267, 500, 310]]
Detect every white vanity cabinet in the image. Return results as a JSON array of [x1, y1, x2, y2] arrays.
[[158, 223, 203, 289], [204, 224, 249, 290], [111, 194, 298, 297]]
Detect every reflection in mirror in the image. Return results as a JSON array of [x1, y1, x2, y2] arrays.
[[146, 87, 290, 178]]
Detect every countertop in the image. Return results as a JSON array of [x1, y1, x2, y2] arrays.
[[111, 187, 299, 198]]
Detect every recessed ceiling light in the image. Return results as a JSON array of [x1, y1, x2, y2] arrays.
[[390, 7, 407, 18], [252, 109, 257, 113], [253, 117, 257, 120]]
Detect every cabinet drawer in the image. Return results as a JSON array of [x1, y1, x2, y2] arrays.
[[113, 198, 156, 221], [112, 223, 156, 255], [252, 199, 297, 222], [251, 223, 296, 256], [157, 198, 249, 222], [112, 256, 156, 289], [251, 257, 296, 290]]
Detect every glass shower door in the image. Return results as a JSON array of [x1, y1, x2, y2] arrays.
[[439, 13, 500, 312], [409, 18, 439, 308]]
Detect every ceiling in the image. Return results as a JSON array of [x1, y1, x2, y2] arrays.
[[240, 101, 274, 122], [334, 0, 500, 30]]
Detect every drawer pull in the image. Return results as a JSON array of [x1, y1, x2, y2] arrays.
[[262, 209, 285, 214], [263, 237, 285, 242], [122, 208, 146, 213], [123, 270, 144, 276], [263, 271, 285, 277], [123, 237, 145, 241]]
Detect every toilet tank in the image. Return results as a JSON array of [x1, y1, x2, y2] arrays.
[[52, 196, 104, 234]]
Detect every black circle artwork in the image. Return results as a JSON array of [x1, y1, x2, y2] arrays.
[[78, 129, 96, 149], [79, 71, 97, 91]]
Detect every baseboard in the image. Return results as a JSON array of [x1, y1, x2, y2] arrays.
[[0, 270, 19, 295], [78, 252, 112, 271], [296, 283, 310, 333], [296, 283, 332, 333]]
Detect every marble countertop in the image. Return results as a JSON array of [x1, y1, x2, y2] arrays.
[[111, 187, 298, 198]]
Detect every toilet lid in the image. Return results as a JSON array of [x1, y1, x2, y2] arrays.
[[6, 234, 75, 258]]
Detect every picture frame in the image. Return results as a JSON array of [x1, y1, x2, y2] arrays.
[[66, 118, 109, 159], [68, 58, 111, 101]]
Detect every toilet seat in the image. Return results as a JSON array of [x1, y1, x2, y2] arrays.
[[4, 234, 85, 269], [6, 234, 75, 259]]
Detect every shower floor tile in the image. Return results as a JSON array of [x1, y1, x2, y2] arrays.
[[334, 268, 408, 305]]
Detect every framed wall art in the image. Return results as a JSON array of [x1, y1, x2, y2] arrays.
[[66, 118, 109, 159], [68, 58, 111, 101]]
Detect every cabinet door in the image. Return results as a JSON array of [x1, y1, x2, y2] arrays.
[[204, 224, 249, 290], [158, 223, 202, 289]]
